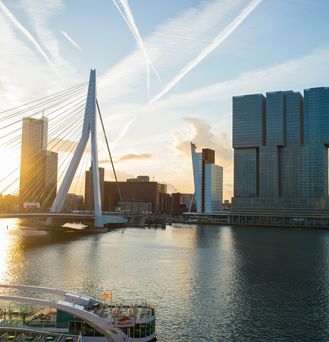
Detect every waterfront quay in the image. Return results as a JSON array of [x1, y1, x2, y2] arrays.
[[230, 208, 329, 228], [181, 209, 329, 229]]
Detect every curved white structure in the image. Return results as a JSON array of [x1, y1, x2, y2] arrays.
[[49, 70, 123, 228], [0, 284, 156, 342]]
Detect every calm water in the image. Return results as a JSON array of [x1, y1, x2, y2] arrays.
[[1, 219, 329, 341]]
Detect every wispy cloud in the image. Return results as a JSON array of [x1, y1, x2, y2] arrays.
[[60, 30, 82, 50], [49, 137, 90, 154], [0, 0, 51, 64], [149, 0, 262, 104], [0, 6, 81, 110], [155, 46, 329, 109], [19, 0, 78, 70], [111, 0, 161, 97], [111, 116, 136, 148], [118, 153, 152, 162], [99, 0, 239, 100]]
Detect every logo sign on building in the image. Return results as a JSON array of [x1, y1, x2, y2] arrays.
[[114, 316, 136, 328], [23, 202, 40, 209]]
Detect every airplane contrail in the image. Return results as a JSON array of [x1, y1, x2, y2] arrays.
[[149, 0, 262, 104], [112, 0, 162, 97], [111, 116, 136, 148], [60, 30, 82, 51], [0, 0, 51, 65]]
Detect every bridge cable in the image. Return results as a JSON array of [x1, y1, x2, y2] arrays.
[[7, 112, 84, 199], [18, 115, 84, 202], [0, 82, 87, 115], [96, 99, 123, 203]]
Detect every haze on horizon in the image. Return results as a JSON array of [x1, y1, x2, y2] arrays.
[[0, 0, 329, 200]]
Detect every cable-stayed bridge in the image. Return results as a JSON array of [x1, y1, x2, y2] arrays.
[[0, 69, 127, 229]]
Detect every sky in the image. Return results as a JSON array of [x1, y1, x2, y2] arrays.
[[0, 0, 329, 200]]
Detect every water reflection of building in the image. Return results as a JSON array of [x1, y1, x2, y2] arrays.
[[191, 143, 223, 214], [19, 117, 58, 210]]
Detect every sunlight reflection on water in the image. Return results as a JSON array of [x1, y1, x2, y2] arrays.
[[1, 221, 329, 341]]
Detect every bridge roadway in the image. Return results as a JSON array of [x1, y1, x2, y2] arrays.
[[0, 212, 97, 220], [0, 212, 128, 227]]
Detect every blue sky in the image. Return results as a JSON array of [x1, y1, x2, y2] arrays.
[[0, 0, 329, 199]]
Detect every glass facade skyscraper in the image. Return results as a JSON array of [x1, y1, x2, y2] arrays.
[[232, 87, 329, 211], [191, 143, 223, 213], [19, 117, 58, 209]]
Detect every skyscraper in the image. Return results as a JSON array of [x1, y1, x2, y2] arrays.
[[191, 143, 223, 213], [84, 166, 105, 211], [19, 117, 58, 209], [232, 86, 329, 211]]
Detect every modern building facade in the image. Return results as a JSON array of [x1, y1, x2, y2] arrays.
[[84, 166, 104, 211], [191, 143, 223, 213], [63, 193, 84, 212], [104, 176, 168, 213], [19, 117, 58, 209], [232, 86, 329, 214]]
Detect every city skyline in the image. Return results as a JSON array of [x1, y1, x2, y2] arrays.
[[0, 1, 329, 200]]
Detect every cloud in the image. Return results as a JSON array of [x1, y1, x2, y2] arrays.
[[156, 46, 329, 109], [60, 30, 82, 50], [0, 9, 81, 110], [118, 153, 152, 162], [100, 153, 152, 164], [110, 116, 136, 148], [111, 0, 161, 97], [149, 0, 262, 104], [49, 137, 91, 154], [0, 0, 51, 64], [99, 0, 241, 100], [49, 137, 78, 152], [173, 117, 233, 200], [173, 117, 232, 169], [19, 0, 79, 72]]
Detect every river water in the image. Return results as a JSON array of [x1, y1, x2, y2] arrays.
[[1, 219, 329, 341]]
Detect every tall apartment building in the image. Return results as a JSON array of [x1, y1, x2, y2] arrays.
[[84, 166, 104, 211], [19, 117, 58, 209], [191, 143, 223, 213], [232, 86, 329, 211]]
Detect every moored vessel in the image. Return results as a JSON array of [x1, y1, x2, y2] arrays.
[[0, 284, 156, 341]]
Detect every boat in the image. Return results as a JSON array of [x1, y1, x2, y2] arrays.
[[61, 222, 89, 230], [0, 284, 156, 341]]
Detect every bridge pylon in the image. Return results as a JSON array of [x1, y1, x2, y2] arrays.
[[50, 69, 103, 227]]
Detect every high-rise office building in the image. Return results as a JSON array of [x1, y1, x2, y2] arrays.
[[84, 166, 104, 211], [40, 150, 58, 209], [232, 86, 329, 211], [19, 117, 58, 209], [191, 143, 223, 213]]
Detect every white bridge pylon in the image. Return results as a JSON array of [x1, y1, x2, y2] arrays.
[[50, 69, 123, 228]]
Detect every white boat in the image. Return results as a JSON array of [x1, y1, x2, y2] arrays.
[[61, 222, 89, 230], [0, 284, 156, 341]]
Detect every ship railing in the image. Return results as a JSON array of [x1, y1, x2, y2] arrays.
[[103, 302, 155, 319], [25, 307, 56, 327], [0, 327, 81, 341]]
